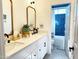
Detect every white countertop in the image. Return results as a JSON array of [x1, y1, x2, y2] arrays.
[[5, 31, 48, 58]]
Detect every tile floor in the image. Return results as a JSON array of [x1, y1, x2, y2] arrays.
[[44, 47, 68, 59]]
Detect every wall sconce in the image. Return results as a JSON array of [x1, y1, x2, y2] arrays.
[[30, 1, 35, 4]]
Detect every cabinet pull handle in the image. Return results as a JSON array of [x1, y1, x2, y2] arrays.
[[39, 49, 41, 51], [34, 55, 36, 56], [44, 42, 46, 47]]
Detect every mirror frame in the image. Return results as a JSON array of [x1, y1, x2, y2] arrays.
[[26, 6, 36, 28], [6, 0, 14, 36]]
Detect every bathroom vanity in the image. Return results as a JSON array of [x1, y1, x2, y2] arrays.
[[5, 32, 49, 59], [1, 0, 51, 59]]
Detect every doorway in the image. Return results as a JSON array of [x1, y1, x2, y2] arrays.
[[51, 3, 71, 58]]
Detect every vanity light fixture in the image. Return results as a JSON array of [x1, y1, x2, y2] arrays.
[[30, 1, 35, 4]]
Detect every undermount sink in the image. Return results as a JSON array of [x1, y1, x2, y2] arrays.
[[5, 42, 24, 52], [5, 42, 15, 52]]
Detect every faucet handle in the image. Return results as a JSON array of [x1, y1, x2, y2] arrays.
[[4, 33, 9, 38], [7, 40, 11, 43]]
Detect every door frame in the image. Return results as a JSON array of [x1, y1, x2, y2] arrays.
[[51, 3, 71, 58], [73, 0, 78, 59]]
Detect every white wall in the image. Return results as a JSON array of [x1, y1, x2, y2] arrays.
[[13, 0, 26, 34], [37, 1, 51, 31], [0, 0, 5, 59]]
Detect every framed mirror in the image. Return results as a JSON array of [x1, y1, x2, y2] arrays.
[[3, 0, 14, 37], [26, 6, 36, 29]]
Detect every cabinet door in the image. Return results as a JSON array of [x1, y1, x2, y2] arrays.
[[41, 41, 47, 59], [42, 41, 47, 57], [32, 49, 37, 59], [38, 36, 48, 59], [38, 46, 43, 59]]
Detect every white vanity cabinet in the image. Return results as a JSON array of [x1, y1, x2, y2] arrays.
[[6, 35, 48, 59], [31, 49, 38, 59], [38, 36, 48, 59]]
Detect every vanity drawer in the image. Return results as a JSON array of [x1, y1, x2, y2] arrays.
[[32, 49, 38, 59]]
